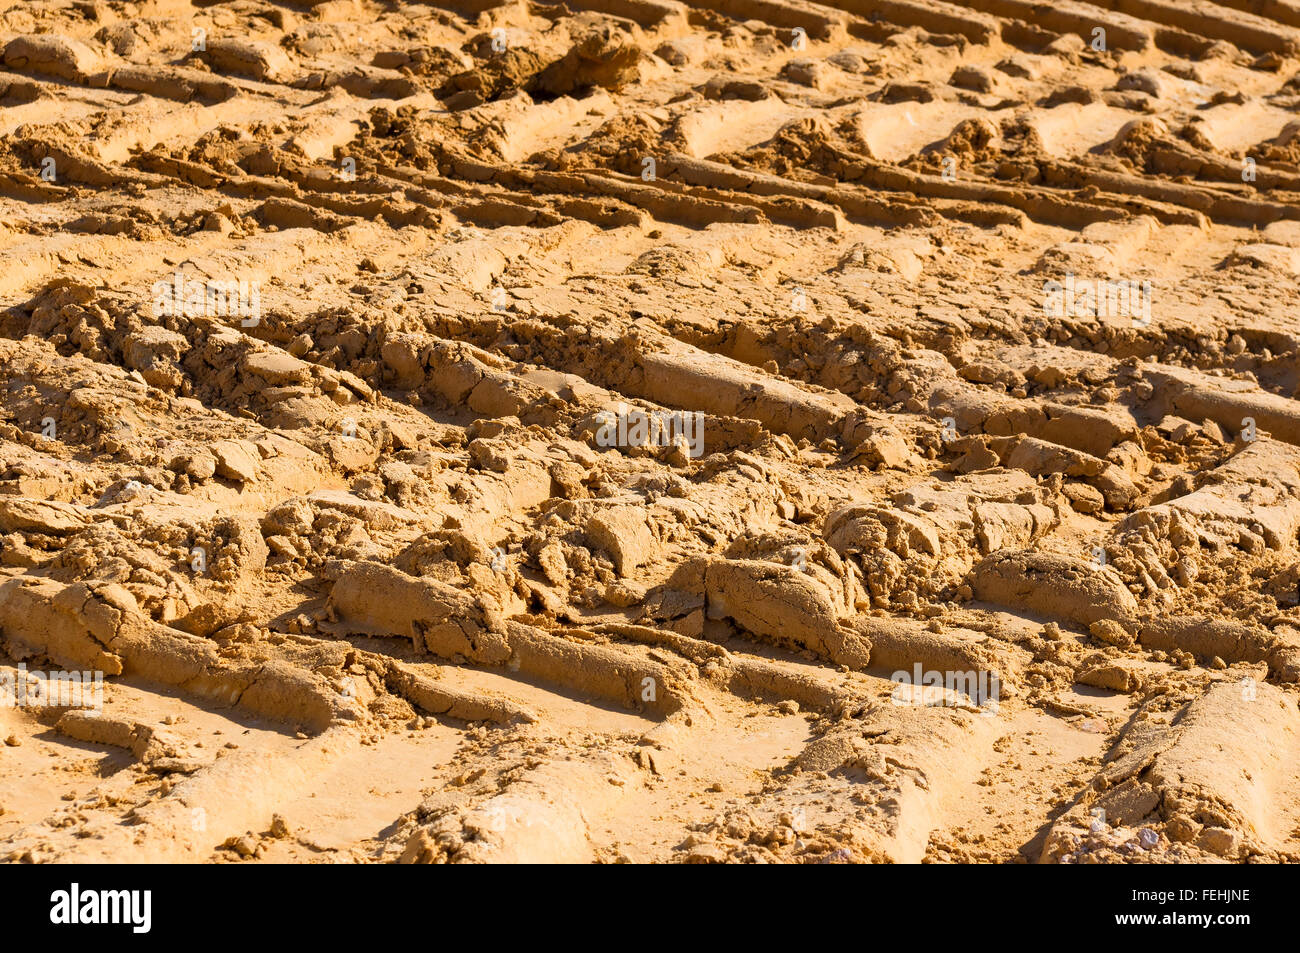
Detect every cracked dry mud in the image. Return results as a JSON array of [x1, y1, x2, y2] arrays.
[[2, 0, 1300, 866]]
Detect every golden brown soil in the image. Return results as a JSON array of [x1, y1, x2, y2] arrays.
[[2, 0, 1300, 864]]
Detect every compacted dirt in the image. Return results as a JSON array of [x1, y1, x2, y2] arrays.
[[2, 0, 1300, 864]]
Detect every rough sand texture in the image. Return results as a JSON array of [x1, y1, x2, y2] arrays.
[[2, 0, 1300, 864]]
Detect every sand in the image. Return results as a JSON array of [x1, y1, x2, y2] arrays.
[[1, 0, 1299, 864]]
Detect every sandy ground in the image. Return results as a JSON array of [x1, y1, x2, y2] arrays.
[[1, 0, 1300, 864]]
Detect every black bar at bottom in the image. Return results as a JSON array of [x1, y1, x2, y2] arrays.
[[0, 861, 1276, 941]]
